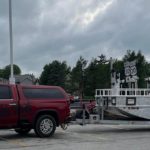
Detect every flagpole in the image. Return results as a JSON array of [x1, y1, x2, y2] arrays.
[[9, 0, 15, 84]]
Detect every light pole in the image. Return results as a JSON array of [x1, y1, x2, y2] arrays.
[[9, 0, 15, 84]]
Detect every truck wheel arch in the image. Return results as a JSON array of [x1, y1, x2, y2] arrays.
[[33, 110, 59, 127]]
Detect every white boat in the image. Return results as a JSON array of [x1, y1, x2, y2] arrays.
[[95, 88, 150, 120], [95, 59, 150, 120]]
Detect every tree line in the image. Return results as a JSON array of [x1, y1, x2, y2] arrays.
[[0, 50, 150, 98], [40, 50, 150, 98]]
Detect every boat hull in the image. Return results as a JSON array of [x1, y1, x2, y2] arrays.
[[99, 96, 150, 120]]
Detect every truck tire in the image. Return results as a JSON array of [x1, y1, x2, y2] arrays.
[[15, 128, 31, 135], [34, 115, 56, 138]]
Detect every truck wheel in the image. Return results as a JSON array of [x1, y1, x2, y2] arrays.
[[15, 128, 31, 135], [34, 115, 56, 138]]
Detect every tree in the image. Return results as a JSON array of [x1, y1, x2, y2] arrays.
[[96, 54, 107, 64], [84, 59, 98, 97], [123, 50, 136, 62], [0, 69, 4, 78], [94, 55, 110, 89], [3, 64, 21, 79], [71, 56, 87, 98], [39, 64, 49, 85], [40, 60, 70, 89]]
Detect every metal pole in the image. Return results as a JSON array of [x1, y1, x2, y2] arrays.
[[101, 97, 104, 120], [9, 0, 15, 84], [82, 104, 86, 125]]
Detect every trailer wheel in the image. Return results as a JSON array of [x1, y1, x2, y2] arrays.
[[34, 115, 56, 138], [15, 128, 31, 135]]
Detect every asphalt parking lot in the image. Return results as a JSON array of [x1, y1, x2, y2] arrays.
[[0, 125, 150, 150]]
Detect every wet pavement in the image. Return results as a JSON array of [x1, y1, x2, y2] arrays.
[[0, 125, 150, 150]]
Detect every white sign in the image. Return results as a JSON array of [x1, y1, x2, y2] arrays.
[[124, 60, 137, 77], [130, 66, 137, 76], [125, 67, 130, 76]]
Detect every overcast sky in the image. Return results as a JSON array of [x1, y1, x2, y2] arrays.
[[0, 0, 150, 77]]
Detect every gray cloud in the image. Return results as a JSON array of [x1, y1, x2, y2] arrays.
[[0, 0, 150, 77]]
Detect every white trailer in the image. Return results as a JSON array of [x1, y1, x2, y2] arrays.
[[70, 87, 150, 126]]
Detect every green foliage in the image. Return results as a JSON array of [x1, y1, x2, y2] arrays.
[[0, 69, 4, 78], [39, 50, 150, 97], [40, 60, 70, 89], [84, 59, 97, 96], [113, 60, 124, 80], [84, 57, 110, 96], [71, 56, 87, 98], [1, 64, 21, 79]]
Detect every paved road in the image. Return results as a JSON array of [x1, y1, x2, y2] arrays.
[[0, 125, 150, 150]]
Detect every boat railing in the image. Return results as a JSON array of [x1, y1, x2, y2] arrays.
[[95, 88, 150, 97]]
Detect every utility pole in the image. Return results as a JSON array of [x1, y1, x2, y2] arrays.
[[9, 0, 15, 84]]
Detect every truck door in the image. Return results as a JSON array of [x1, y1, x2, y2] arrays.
[[0, 85, 18, 127]]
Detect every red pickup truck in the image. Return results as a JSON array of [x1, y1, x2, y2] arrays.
[[0, 84, 70, 137]]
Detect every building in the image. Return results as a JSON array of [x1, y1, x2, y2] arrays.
[[15, 74, 38, 85], [0, 74, 39, 85]]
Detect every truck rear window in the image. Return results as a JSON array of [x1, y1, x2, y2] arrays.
[[0, 85, 12, 99], [23, 88, 65, 99]]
